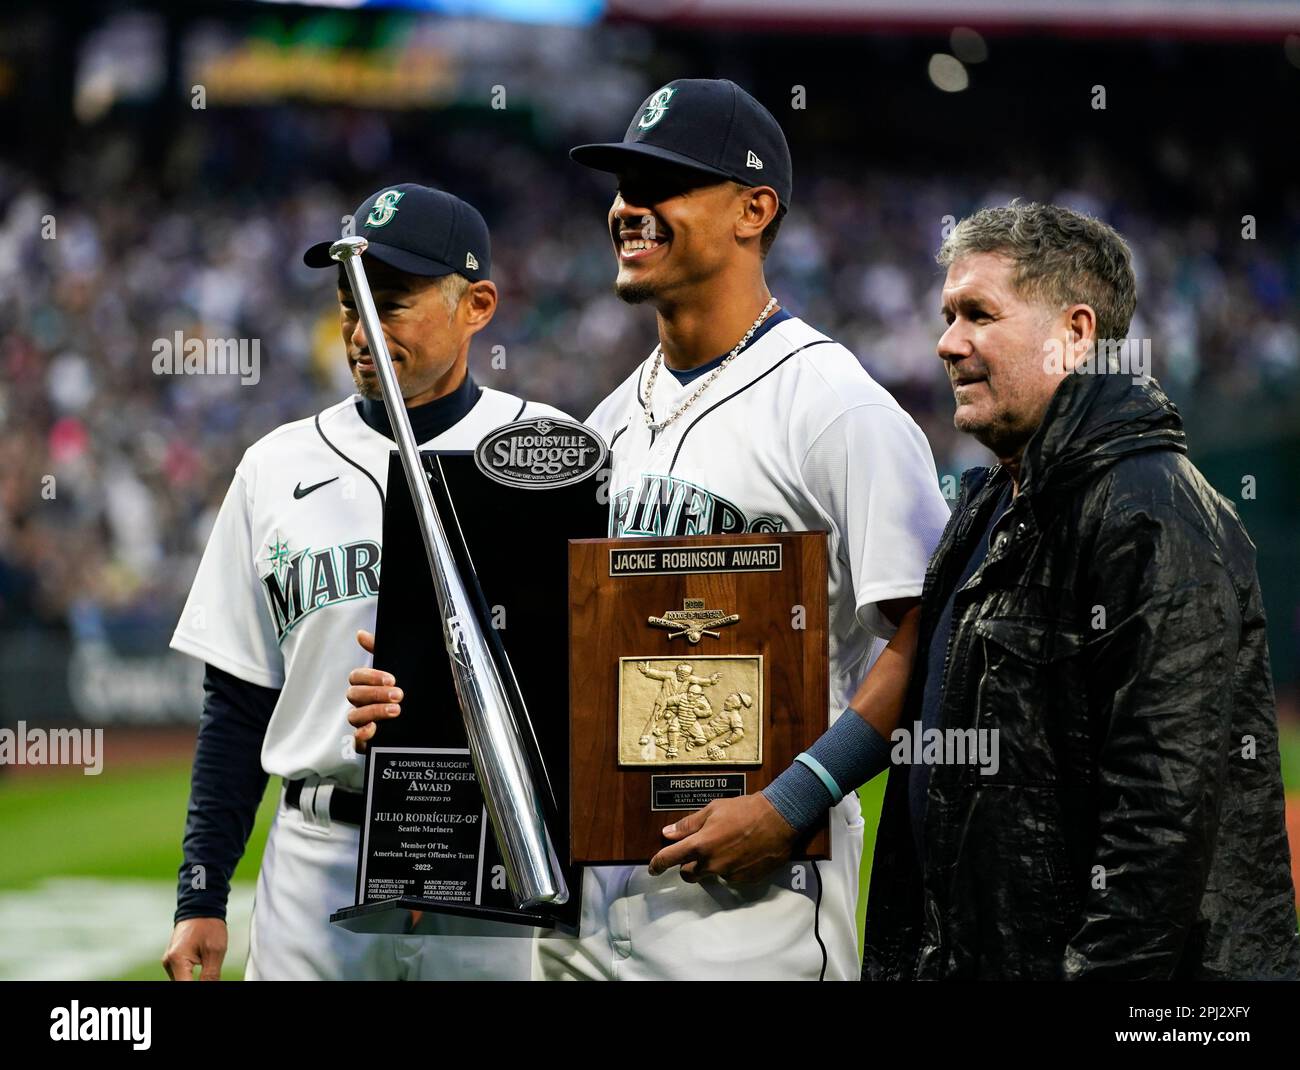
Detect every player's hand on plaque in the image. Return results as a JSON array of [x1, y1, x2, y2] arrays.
[[162, 917, 228, 981], [345, 629, 403, 751], [648, 793, 798, 884]]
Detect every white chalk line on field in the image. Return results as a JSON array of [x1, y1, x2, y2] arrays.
[[0, 877, 253, 981]]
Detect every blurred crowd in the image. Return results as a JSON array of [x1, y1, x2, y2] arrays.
[[2, 108, 1298, 642]]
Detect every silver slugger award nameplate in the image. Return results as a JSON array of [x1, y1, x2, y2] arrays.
[[358, 748, 489, 905]]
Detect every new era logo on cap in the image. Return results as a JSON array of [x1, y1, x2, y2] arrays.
[[746, 150, 763, 170], [466, 252, 479, 270]]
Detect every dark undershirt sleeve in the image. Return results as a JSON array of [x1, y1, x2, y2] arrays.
[[173, 664, 280, 924]]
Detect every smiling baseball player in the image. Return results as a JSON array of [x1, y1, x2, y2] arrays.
[[547, 79, 951, 980], [162, 184, 569, 981]]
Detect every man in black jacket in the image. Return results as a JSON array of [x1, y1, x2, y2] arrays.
[[863, 201, 1299, 980]]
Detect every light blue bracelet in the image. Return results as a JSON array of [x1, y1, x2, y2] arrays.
[[795, 752, 843, 800]]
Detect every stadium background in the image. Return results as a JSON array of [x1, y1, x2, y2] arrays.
[[1, 0, 1298, 980]]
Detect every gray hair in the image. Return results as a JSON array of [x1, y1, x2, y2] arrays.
[[937, 201, 1137, 344], [436, 272, 471, 315]]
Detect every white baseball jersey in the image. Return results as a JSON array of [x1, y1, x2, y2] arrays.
[[534, 314, 950, 980], [171, 386, 569, 981]]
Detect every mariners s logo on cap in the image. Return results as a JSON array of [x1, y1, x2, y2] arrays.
[[637, 86, 676, 130], [570, 79, 793, 210], [366, 190, 405, 228]]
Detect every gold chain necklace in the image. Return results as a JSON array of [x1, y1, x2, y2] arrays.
[[641, 297, 779, 434]]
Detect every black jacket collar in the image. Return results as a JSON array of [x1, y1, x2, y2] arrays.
[[1018, 365, 1186, 501]]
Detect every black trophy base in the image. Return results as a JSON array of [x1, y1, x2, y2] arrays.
[[330, 449, 602, 934], [330, 897, 578, 936]]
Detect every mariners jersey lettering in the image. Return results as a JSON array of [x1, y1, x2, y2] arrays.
[[170, 388, 569, 788], [612, 473, 783, 535], [262, 540, 381, 639]]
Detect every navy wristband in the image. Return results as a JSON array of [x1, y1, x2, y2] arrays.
[[762, 709, 893, 834], [763, 760, 833, 835]]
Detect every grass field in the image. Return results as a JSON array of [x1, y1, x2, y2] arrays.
[[0, 763, 276, 981], [0, 729, 1294, 980]]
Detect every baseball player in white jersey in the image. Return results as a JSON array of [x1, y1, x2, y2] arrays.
[[348, 82, 950, 980], [162, 184, 569, 981], [543, 80, 951, 980]]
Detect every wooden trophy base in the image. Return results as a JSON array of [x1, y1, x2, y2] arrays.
[[569, 531, 830, 864]]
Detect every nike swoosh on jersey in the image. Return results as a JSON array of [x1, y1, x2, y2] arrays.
[[293, 477, 339, 499]]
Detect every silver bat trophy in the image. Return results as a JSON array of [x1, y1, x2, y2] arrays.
[[330, 235, 568, 909]]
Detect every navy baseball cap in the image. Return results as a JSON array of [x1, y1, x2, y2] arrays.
[[303, 183, 490, 281], [570, 79, 792, 209]]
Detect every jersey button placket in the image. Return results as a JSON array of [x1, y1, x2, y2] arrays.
[[609, 872, 634, 973]]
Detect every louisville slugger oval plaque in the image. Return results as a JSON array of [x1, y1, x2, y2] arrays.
[[475, 418, 608, 490]]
